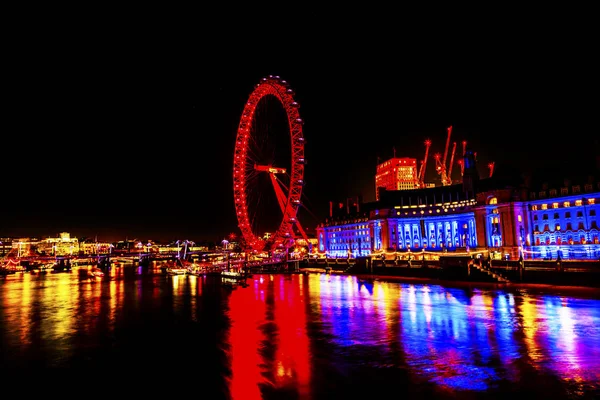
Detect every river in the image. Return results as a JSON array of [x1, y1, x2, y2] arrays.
[[1, 265, 599, 399]]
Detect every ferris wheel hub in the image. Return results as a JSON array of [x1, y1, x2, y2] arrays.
[[254, 164, 286, 174]]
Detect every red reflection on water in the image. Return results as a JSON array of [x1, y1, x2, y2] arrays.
[[272, 275, 311, 397], [226, 275, 312, 399], [226, 277, 267, 400]]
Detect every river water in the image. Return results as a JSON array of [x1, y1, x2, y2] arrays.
[[1, 266, 599, 399]]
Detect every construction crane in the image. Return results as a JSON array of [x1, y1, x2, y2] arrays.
[[447, 141, 457, 185], [456, 140, 467, 177], [488, 162, 495, 178], [435, 125, 453, 186], [415, 139, 431, 188]]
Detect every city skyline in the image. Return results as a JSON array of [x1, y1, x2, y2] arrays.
[[3, 33, 598, 243]]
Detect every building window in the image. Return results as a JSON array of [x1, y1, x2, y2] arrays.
[[542, 214, 548, 220], [565, 211, 571, 218], [564, 201, 571, 208]]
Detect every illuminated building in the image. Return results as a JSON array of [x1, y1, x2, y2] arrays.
[[37, 232, 80, 256], [79, 240, 113, 255], [375, 157, 418, 200], [0, 238, 11, 256], [317, 151, 600, 261], [527, 185, 599, 260]]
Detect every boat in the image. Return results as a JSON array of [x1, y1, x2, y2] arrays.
[[78, 266, 105, 280], [221, 270, 246, 279], [0, 258, 24, 274], [166, 266, 188, 275], [163, 259, 189, 275], [221, 275, 249, 289], [39, 262, 57, 272]]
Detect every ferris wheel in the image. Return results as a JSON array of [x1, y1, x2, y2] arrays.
[[232, 75, 306, 253]]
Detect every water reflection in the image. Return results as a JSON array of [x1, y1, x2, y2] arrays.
[[1, 269, 599, 398]]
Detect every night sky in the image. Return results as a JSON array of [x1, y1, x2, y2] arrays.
[[2, 16, 598, 243]]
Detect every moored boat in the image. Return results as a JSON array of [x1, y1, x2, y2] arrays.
[[221, 270, 246, 279], [78, 266, 105, 280], [167, 267, 188, 275]]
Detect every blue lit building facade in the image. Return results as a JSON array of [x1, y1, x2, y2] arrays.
[[316, 154, 600, 261], [527, 186, 599, 260]]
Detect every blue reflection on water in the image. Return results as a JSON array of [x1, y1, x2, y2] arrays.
[[312, 274, 600, 395], [399, 285, 500, 391]]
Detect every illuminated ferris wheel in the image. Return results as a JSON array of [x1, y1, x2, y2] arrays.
[[232, 75, 306, 253]]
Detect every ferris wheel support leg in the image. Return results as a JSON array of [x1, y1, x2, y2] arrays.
[[271, 173, 309, 243], [270, 173, 288, 212]]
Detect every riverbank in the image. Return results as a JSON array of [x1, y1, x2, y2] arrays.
[[300, 267, 600, 298]]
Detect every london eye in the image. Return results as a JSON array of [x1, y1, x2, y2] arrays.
[[232, 76, 306, 253]]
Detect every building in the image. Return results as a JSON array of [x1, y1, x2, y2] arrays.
[[36, 232, 80, 256], [317, 152, 600, 261], [375, 157, 418, 200]]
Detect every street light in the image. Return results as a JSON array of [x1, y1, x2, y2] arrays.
[[519, 225, 525, 258], [582, 197, 588, 244]]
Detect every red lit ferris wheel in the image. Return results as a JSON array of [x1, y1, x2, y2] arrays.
[[232, 75, 307, 253]]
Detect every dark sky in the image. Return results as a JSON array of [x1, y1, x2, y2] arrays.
[[2, 15, 598, 243]]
